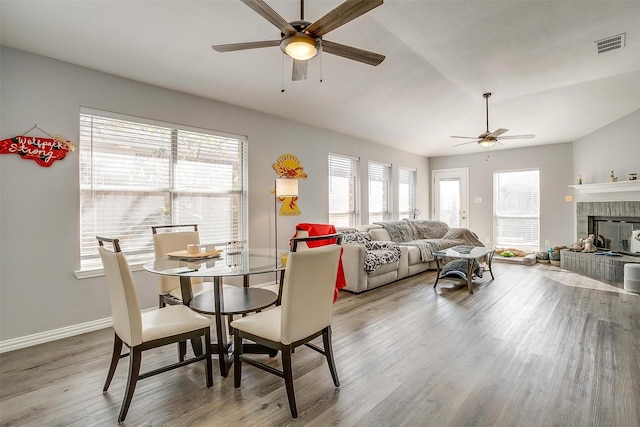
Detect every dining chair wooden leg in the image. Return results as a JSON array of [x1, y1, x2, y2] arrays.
[[233, 333, 243, 388], [118, 346, 142, 423], [103, 333, 123, 392], [178, 341, 187, 362], [204, 327, 213, 387], [282, 344, 298, 420], [322, 327, 340, 387]]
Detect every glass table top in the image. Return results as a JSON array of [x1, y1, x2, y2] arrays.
[[143, 248, 283, 278]]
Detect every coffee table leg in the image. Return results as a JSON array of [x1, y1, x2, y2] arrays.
[[487, 251, 495, 280], [433, 257, 441, 289], [466, 259, 474, 294]]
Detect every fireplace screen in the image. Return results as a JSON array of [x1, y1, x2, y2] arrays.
[[589, 216, 640, 255]]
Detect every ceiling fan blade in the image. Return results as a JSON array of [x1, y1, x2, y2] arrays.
[[489, 128, 509, 138], [322, 40, 385, 66], [497, 134, 536, 140], [450, 136, 480, 139], [239, 0, 297, 35], [212, 40, 280, 52], [292, 59, 308, 81], [453, 140, 479, 147], [305, 0, 383, 37]]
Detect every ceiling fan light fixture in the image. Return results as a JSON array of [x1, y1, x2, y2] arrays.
[[479, 139, 495, 147], [281, 33, 318, 60]]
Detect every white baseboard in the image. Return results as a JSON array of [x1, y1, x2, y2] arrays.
[[0, 281, 279, 354], [0, 317, 113, 354]]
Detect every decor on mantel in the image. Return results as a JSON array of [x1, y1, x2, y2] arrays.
[[0, 124, 76, 167], [629, 173, 637, 181], [610, 170, 618, 182], [577, 175, 583, 185]]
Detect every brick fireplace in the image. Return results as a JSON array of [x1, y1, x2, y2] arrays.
[[562, 200, 640, 283]]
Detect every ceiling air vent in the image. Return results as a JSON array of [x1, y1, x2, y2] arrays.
[[594, 33, 626, 54]]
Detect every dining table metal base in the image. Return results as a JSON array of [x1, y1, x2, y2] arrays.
[[188, 279, 279, 377]]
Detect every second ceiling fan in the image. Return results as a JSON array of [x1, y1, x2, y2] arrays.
[[212, 0, 385, 81], [451, 93, 535, 147]]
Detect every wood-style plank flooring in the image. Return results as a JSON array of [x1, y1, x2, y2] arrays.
[[1, 263, 639, 426]]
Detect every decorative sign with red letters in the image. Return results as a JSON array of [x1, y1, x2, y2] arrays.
[[1, 126, 75, 167]]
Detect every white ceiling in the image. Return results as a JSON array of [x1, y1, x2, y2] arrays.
[[2, 0, 639, 157]]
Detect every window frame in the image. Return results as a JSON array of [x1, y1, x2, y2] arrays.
[[398, 167, 417, 220], [328, 153, 360, 228], [76, 108, 248, 277], [493, 168, 540, 251], [368, 160, 392, 223]]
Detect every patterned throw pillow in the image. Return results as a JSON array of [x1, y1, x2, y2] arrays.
[[340, 229, 371, 245]]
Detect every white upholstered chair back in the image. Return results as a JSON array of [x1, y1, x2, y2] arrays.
[[98, 246, 143, 347], [279, 245, 341, 345], [153, 230, 202, 293]]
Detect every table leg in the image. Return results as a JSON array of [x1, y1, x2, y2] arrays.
[[487, 251, 495, 280], [466, 259, 474, 294], [213, 276, 231, 377], [433, 257, 441, 289]]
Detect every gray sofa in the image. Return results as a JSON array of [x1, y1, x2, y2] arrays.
[[338, 220, 484, 293]]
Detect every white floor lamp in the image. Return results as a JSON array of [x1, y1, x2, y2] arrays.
[[274, 178, 299, 268]]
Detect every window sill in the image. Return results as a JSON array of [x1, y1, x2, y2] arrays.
[[74, 260, 146, 279]]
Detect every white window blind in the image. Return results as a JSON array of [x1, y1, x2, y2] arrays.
[[368, 161, 391, 223], [328, 153, 359, 227], [79, 109, 248, 270], [398, 167, 417, 219], [493, 169, 540, 251]]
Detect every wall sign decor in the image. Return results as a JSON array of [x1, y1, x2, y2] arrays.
[[0, 124, 76, 167], [273, 153, 307, 216]]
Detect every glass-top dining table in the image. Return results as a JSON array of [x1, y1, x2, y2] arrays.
[[143, 247, 284, 377]]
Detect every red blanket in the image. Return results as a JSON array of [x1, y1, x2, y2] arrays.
[[294, 223, 346, 302]]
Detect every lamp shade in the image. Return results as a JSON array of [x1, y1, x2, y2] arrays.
[[276, 179, 298, 197]]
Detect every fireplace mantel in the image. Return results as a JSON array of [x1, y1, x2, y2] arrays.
[[569, 180, 640, 194]]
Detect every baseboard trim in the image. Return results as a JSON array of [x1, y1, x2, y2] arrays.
[[0, 281, 280, 354], [0, 317, 112, 354]]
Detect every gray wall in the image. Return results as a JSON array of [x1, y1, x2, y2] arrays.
[[572, 109, 640, 203], [0, 47, 429, 342], [429, 143, 576, 250]]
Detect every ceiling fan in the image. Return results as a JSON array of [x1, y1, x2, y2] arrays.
[[211, 0, 385, 81], [451, 93, 535, 147]]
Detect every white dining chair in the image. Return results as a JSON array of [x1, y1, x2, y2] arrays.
[[97, 236, 213, 423], [231, 241, 342, 419]]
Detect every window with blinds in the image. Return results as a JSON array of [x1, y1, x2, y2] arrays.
[[493, 169, 540, 251], [328, 153, 359, 227], [398, 167, 417, 219], [368, 161, 391, 223], [79, 109, 248, 271]]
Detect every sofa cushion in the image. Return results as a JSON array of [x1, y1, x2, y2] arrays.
[[369, 228, 392, 242], [367, 259, 399, 277], [406, 246, 423, 265]]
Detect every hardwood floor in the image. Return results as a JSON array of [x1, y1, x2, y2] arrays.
[[2, 263, 639, 426]]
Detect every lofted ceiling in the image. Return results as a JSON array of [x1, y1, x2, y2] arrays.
[[1, 0, 639, 157]]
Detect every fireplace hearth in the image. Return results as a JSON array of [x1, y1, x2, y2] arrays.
[[566, 201, 640, 283]]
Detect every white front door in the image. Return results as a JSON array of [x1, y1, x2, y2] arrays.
[[432, 168, 469, 228]]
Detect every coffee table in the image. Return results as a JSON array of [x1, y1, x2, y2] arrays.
[[433, 245, 495, 294]]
